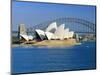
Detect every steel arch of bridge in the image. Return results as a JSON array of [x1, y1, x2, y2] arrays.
[[27, 17, 96, 34]]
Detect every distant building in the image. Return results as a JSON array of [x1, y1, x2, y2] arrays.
[[18, 22, 75, 41], [35, 22, 74, 40], [18, 24, 33, 41], [18, 24, 27, 35]]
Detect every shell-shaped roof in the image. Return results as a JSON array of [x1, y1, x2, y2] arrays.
[[35, 29, 45, 40], [54, 24, 65, 40], [20, 34, 29, 41], [45, 22, 57, 33], [45, 32, 54, 40]]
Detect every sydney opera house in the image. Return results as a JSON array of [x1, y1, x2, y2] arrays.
[[19, 22, 74, 41]]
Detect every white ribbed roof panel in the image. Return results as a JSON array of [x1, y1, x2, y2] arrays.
[[45, 22, 57, 33], [20, 34, 33, 41], [45, 32, 54, 40], [35, 29, 45, 40], [54, 24, 65, 40], [20, 34, 29, 41], [68, 31, 74, 38], [64, 28, 69, 39], [65, 28, 69, 32], [51, 35, 59, 40]]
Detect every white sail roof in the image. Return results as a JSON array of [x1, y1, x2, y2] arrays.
[[68, 31, 74, 38], [45, 32, 54, 40], [65, 28, 69, 32], [35, 22, 74, 40], [51, 35, 59, 40], [35, 29, 45, 40], [64, 28, 69, 39], [20, 34, 33, 41], [20, 34, 29, 41], [45, 22, 57, 33], [54, 24, 65, 40]]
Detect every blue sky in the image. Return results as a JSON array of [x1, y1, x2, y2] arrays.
[[12, 1, 96, 31]]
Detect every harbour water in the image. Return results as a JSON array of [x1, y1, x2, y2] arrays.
[[12, 41, 96, 74]]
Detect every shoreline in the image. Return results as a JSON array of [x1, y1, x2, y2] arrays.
[[12, 39, 81, 48]]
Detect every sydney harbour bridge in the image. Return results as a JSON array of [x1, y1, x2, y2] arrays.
[[12, 17, 96, 41], [27, 17, 96, 35]]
